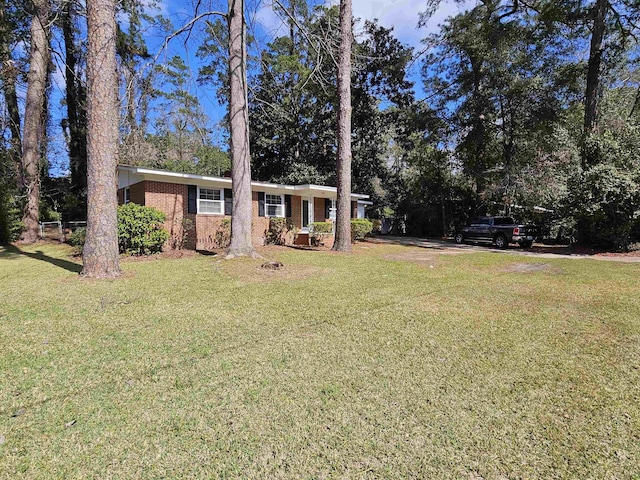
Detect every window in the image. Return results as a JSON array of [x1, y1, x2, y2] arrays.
[[124, 188, 130, 204], [265, 194, 284, 217], [198, 187, 223, 214], [329, 199, 336, 220]]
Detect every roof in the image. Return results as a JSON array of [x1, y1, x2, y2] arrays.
[[117, 165, 370, 201]]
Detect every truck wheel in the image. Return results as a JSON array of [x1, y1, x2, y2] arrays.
[[519, 240, 533, 248], [454, 233, 464, 244], [494, 233, 507, 249]]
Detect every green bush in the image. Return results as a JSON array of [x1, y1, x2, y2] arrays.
[[351, 219, 373, 242], [0, 192, 22, 242], [266, 217, 297, 245], [117, 203, 169, 255], [309, 221, 333, 247], [68, 227, 86, 248], [568, 164, 640, 249]]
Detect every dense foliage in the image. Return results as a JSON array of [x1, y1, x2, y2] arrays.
[[351, 219, 373, 241], [117, 203, 169, 255], [3, 0, 640, 250]]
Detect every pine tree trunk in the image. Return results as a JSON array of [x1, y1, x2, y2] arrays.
[[332, 0, 353, 253], [583, 0, 607, 167], [0, 8, 22, 189], [82, 0, 121, 278], [20, 0, 50, 244], [62, 0, 87, 197], [226, 0, 256, 258]]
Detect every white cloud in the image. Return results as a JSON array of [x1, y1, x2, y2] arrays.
[[256, 0, 472, 48], [352, 0, 471, 45]]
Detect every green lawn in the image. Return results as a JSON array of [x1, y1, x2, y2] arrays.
[[0, 242, 639, 479]]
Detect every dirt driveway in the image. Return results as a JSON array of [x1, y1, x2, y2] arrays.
[[366, 236, 640, 263]]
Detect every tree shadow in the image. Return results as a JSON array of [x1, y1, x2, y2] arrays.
[[0, 243, 82, 273]]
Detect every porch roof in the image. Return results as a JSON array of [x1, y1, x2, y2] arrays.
[[118, 165, 370, 201]]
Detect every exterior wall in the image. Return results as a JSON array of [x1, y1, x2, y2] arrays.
[[251, 191, 270, 247], [291, 195, 302, 229], [120, 179, 348, 250], [314, 198, 328, 222], [117, 183, 144, 206], [130, 182, 146, 206], [141, 181, 268, 250]]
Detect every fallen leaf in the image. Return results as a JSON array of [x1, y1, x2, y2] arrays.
[[0, 435, 5, 445]]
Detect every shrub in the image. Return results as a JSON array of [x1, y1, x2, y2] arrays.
[[0, 192, 22, 242], [214, 218, 231, 249], [68, 227, 86, 248], [266, 217, 297, 245], [309, 221, 333, 247], [568, 164, 640, 249], [351, 219, 373, 242], [117, 203, 169, 255]]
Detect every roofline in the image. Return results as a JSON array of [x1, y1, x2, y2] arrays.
[[118, 165, 370, 199]]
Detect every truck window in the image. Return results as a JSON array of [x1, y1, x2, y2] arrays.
[[493, 217, 515, 225]]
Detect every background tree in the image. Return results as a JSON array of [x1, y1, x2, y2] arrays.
[[226, 0, 256, 258], [20, 0, 51, 244], [82, 0, 121, 277], [332, 0, 353, 252]]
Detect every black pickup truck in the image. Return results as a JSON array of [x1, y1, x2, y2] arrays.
[[454, 216, 538, 248]]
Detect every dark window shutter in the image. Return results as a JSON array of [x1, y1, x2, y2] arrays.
[[188, 185, 197, 214], [285, 195, 292, 218], [258, 192, 265, 217], [325, 198, 331, 219], [224, 188, 233, 215], [351, 201, 356, 219]]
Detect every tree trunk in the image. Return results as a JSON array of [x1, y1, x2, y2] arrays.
[[583, 0, 608, 167], [20, 0, 50, 244], [226, 0, 256, 258], [62, 0, 88, 197], [0, 7, 22, 189], [332, 0, 353, 253], [82, 0, 121, 278]]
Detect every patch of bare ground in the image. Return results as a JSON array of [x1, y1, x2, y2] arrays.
[[222, 258, 325, 284], [503, 263, 561, 274], [382, 247, 471, 266], [120, 249, 202, 262]]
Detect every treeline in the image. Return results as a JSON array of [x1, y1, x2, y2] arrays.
[[2, 0, 640, 250]]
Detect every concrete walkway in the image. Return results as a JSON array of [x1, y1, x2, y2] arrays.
[[366, 236, 640, 263]]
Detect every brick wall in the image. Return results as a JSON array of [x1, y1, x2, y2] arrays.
[[120, 180, 344, 250], [252, 191, 270, 246], [291, 195, 302, 229], [314, 197, 328, 222], [130, 182, 146, 206]]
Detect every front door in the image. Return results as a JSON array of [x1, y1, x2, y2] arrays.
[[302, 197, 313, 232]]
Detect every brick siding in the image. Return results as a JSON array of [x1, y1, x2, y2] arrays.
[[120, 180, 339, 250]]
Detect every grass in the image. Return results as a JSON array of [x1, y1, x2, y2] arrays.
[[0, 241, 639, 479]]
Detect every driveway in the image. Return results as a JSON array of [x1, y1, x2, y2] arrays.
[[366, 236, 640, 263]]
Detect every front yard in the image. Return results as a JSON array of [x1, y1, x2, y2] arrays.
[[0, 242, 638, 478]]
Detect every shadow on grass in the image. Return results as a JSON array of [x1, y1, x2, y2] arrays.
[[0, 243, 82, 273]]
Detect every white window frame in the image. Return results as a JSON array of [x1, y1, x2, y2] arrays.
[[301, 196, 314, 232], [124, 187, 131, 204], [197, 186, 224, 215], [265, 194, 285, 218], [329, 199, 337, 221]]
